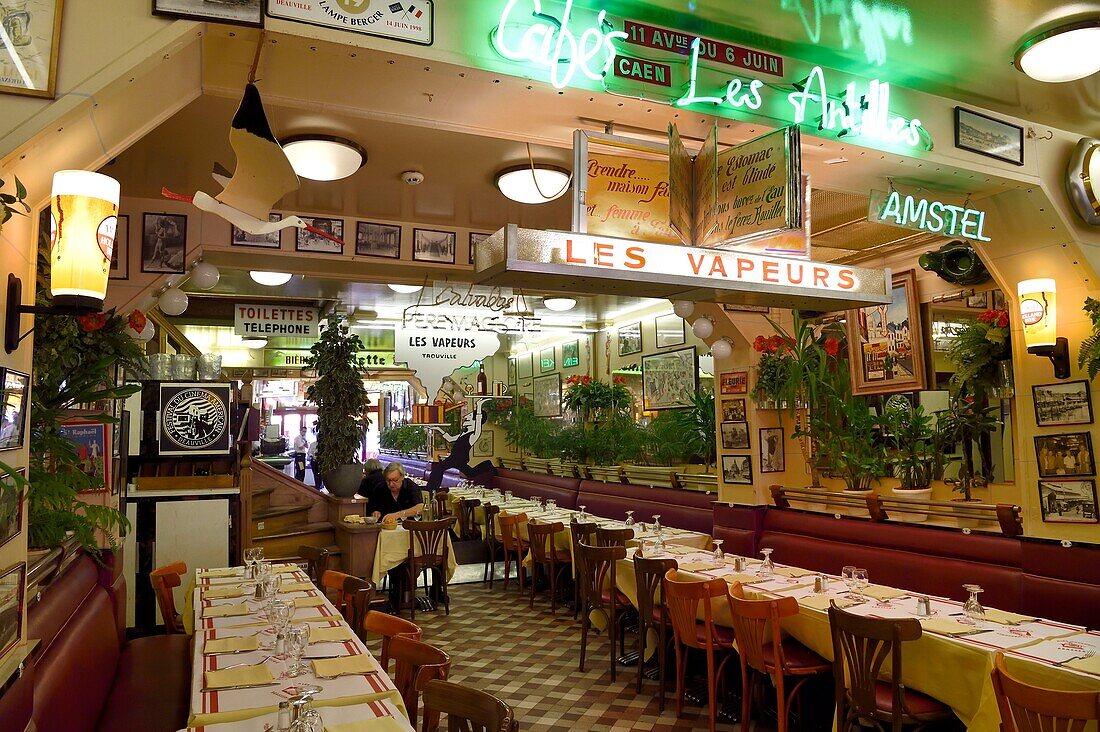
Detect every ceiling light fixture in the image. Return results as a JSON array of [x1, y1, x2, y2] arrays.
[[388, 284, 423, 294], [241, 336, 268, 349], [542, 297, 577, 312], [495, 164, 571, 204], [250, 271, 293, 286], [1014, 19, 1100, 82], [282, 135, 367, 181]]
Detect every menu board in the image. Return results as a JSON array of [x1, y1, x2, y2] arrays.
[[585, 151, 679, 243], [693, 123, 721, 248], [668, 124, 693, 245]]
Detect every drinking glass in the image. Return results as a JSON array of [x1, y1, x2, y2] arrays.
[[269, 600, 291, 634], [244, 547, 258, 578], [504, 491, 513, 502], [286, 625, 309, 677], [547, 499, 557, 511], [963, 584, 986, 621], [292, 708, 323, 732], [853, 568, 869, 600], [759, 548, 775, 579], [261, 576, 277, 602], [652, 515, 662, 533], [578, 505, 587, 520], [842, 565, 857, 597], [624, 510, 635, 527], [712, 539, 725, 561]]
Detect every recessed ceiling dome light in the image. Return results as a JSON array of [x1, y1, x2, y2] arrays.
[[250, 271, 293, 286], [282, 135, 367, 181], [495, 164, 571, 204], [1015, 19, 1100, 82], [388, 284, 423, 294], [543, 297, 577, 312], [241, 337, 268, 349]]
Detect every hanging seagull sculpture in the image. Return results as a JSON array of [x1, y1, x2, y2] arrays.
[[162, 83, 345, 245]]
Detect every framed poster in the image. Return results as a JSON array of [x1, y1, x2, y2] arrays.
[[157, 383, 233, 456], [1033, 381, 1093, 427], [719, 371, 748, 395], [232, 213, 282, 248], [539, 347, 556, 373], [517, 352, 533, 380], [356, 222, 401, 259], [507, 357, 517, 386], [296, 217, 344, 254], [618, 322, 642, 356], [954, 107, 1024, 166], [472, 429, 494, 458], [0, 468, 24, 550], [265, 0, 433, 46], [722, 455, 753, 485], [0, 369, 29, 451], [966, 292, 988, 309], [59, 421, 110, 493], [0, 562, 25, 660], [532, 374, 562, 418], [720, 421, 750, 450], [721, 398, 746, 422], [847, 269, 927, 396], [413, 228, 456, 264], [641, 346, 698, 411], [1035, 432, 1094, 478], [654, 313, 686, 348], [562, 340, 580, 369], [469, 232, 490, 266], [109, 214, 129, 280], [760, 427, 785, 473], [141, 213, 187, 274], [1038, 480, 1098, 524], [0, 0, 63, 98], [722, 303, 769, 313], [153, 0, 262, 26]]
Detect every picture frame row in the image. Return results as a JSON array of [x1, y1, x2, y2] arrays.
[[616, 313, 687, 357], [720, 425, 785, 474]]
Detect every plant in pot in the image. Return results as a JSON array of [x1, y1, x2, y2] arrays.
[[562, 375, 635, 468], [669, 389, 717, 470], [936, 394, 999, 503], [750, 335, 792, 409], [1078, 297, 1100, 380], [882, 405, 955, 521], [806, 389, 886, 501], [305, 316, 371, 497], [946, 307, 1011, 478]]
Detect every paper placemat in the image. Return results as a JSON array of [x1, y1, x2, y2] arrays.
[[326, 717, 409, 732], [920, 617, 981, 637], [203, 586, 246, 600], [774, 567, 816, 578], [204, 635, 260, 655], [293, 596, 327, 608], [665, 545, 699, 555], [863, 585, 909, 601], [204, 664, 274, 690], [680, 561, 722, 573], [799, 594, 858, 612], [982, 608, 1036, 626], [1063, 655, 1100, 676], [198, 568, 241, 578], [280, 581, 316, 594], [310, 625, 355, 644], [313, 654, 374, 678], [202, 603, 251, 619], [272, 564, 302, 574]]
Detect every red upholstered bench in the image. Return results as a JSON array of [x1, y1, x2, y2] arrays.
[[1019, 539, 1100, 628], [712, 503, 766, 557], [18, 554, 192, 732], [488, 468, 581, 509], [379, 454, 487, 490], [576, 479, 715, 534]]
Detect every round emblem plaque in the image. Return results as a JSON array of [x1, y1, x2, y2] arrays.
[[162, 388, 227, 450]]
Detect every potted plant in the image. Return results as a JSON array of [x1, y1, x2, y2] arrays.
[[1078, 297, 1100, 380], [0, 175, 29, 233], [808, 392, 887, 500], [750, 334, 791, 409], [936, 394, 999, 502], [670, 389, 717, 470], [882, 405, 953, 521], [561, 375, 640, 467], [305, 316, 371, 497]]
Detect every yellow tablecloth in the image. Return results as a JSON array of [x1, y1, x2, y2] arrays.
[[371, 526, 458, 584]]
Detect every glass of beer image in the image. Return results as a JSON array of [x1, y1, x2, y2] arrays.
[[50, 170, 120, 310]]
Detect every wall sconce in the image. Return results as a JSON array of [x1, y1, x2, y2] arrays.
[[1018, 278, 1070, 379], [6, 170, 120, 353]]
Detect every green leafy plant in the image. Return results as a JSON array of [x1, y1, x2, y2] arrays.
[[947, 308, 1011, 400], [1078, 297, 1100, 381], [379, 423, 427, 454], [806, 392, 887, 492], [642, 411, 695, 466], [750, 334, 792, 404], [305, 316, 371, 474], [561, 375, 632, 421], [0, 176, 29, 227], [936, 394, 999, 497], [882, 405, 954, 490], [669, 389, 716, 469]]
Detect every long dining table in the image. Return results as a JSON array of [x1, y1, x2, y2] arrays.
[[615, 544, 1100, 732], [182, 563, 413, 731]]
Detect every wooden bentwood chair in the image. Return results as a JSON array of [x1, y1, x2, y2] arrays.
[[577, 542, 629, 681], [595, 526, 634, 548], [728, 583, 830, 732], [432, 490, 450, 521], [497, 512, 528, 592], [149, 561, 187, 635], [828, 604, 952, 732], [320, 570, 375, 639], [527, 520, 571, 614], [482, 503, 504, 587], [362, 610, 421, 673], [633, 555, 678, 709], [391, 635, 451, 732], [297, 544, 331, 585], [405, 517, 457, 620], [569, 521, 598, 619], [422, 678, 519, 732], [991, 651, 1100, 732], [455, 497, 482, 540]]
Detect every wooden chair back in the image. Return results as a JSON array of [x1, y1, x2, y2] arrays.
[[992, 652, 1100, 732], [498, 513, 527, 555], [433, 490, 450, 521], [362, 610, 422, 671], [728, 583, 799, 674], [662, 570, 730, 651], [149, 561, 187, 635], [578, 542, 626, 612], [405, 518, 457, 570], [482, 503, 501, 548], [342, 575, 375, 637], [297, 544, 331, 583], [633, 555, 678, 625], [391, 635, 451, 731], [456, 498, 482, 540], [595, 526, 634, 547], [528, 521, 565, 564], [422, 679, 519, 732]]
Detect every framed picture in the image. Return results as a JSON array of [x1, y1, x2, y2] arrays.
[[991, 290, 1006, 310], [719, 371, 749, 395], [532, 373, 562, 418], [0, 562, 26, 660], [760, 428, 785, 473], [847, 269, 927, 396], [59, 421, 110, 493], [966, 291, 988, 309], [1033, 381, 1093, 427], [152, 0, 263, 27], [296, 217, 344, 254], [413, 228, 456, 264], [562, 340, 580, 369], [722, 455, 753, 485], [539, 347, 556, 373], [157, 383, 233, 456], [1035, 432, 1094, 478], [720, 421, 750, 450], [141, 213, 187, 274], [655, 313, 686, 348], [721, 399, 746, 422], [641, 346, 698, 411], [0, 468, 24, 550], [109, 215, 129, 280], [722, 303, 770, 313], [954, 107, 1024, 166], [231, 213, 282, 248], [507, 357, 517, 386], [517, 352, 533, 380], [469, 232, 490, 266], [0, 369, 29, 451], [618, 322, 642, 356], [356, 222, 401, 259], [1038, 480, 1098, 524], [0, 0, 63, 98], [472, 430, 494, 458]]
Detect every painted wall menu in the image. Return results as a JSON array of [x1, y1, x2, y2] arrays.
[[716, 127, 803, 247], [585, 150, 680, 243], [694, 124, 721, 248]]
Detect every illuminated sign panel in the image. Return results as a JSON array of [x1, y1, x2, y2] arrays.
[[869, 190, 991, 242]]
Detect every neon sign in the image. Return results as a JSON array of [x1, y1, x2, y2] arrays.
[[873, 191, 991, 241]]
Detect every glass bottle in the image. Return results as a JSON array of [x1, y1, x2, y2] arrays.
[[477, 363, 488, 395]]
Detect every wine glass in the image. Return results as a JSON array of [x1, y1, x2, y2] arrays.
[[578, 505, 587, 520], [269, 600, 291, 634], [963, 584, 986, 621], [759, 548, 775, 579], [504, 491, 513, 502], [853, 568, 869, 600], [286, 624, 309, 677], [652, 516, 666, 553], [624, 510, 635, 527], [292, 707, 323, 732], [244, 547, 259, 577], [842, 565, 857, 598], [712, 539, 725, 561]]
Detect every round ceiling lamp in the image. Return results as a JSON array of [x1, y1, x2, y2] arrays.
[[711, 338, 733, 360], [543, 297, 577, 312], [388, 284, 423, 294], [190, 262, 220, 290], [159, 287, 189, 316], [672, 300, 694, 319], [692, 316, 715, 339], [282, 135, 367, 181], [250, 271, 293, 286], [1015, 19, 1100, 82], [241, 336, 268, 349], [495, 164, 571, 204]]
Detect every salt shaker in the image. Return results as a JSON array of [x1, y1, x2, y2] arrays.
[[814, 574, 828, 593], [277, 701, 291, 731], [733, 556, 746, 573], [916, 596, 932, 616], [275, 631, 286, 655]]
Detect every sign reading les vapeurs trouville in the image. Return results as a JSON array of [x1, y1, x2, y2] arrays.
[[266, 0, 432, 45], [235, 305, 320, 338]]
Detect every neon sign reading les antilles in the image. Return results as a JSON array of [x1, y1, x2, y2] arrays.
[[491, 0, 930, 150]]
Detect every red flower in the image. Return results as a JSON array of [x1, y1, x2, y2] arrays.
[[581, 376, 591, 385], [77, 313, 106, 332], [823, 337, 840, 357], [767, 335, 784, 353], [996, 313, 1009, 328], [612, 376, 626, 385], [128, 309, 147, 333], [752, 335, 767, 353]]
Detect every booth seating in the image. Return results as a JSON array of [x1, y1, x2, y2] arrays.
[[712, 503, 767, 558], [378, 452, 474, 491], [15, 554, 192, 732], [576, 480, 714, 535], [490, 468, 581, 510]]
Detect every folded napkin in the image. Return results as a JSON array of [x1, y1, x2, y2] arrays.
[[800, 594, 858, 612], [280, 581, 316, 594], [201, 603, 251, 619], [313, 654, 375, 678], [722, 572, 762, 586], [679, 561, 722, 573], [326, 717, 408, 732], [203, 586, 246, 600], [272, 564, 301, 574], [920, 616, 981, 636], [293, 596, 327, 609], [773, 567, 816, 578], [204, 635, 260, 655], [1063, 655, 1100, 676], [981, 608, 1036, 626], [665, 545, 700, 555], [198, 568, 241, 578], [228, 616, 335, 628], [204, 664, 273, 690], [310, 625, 355, 644], [863, 585, 909, 601]]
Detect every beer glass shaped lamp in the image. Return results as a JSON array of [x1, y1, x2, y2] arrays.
[[1017, 278, 1069, 379]]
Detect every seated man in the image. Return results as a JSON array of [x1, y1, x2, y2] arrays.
[[368, 462, 424, 523]]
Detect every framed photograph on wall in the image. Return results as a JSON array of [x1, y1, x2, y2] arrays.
[[109, 214, 129, 280], [562, 340, 580, 369], [0, 0, 63, 98], [760, 427, 784, 473], [0, 562, 26, 659], [0, 369, 29, 451], [1033, 381, 1093, 427], [231, 213, 282, 248], [356, 222, 401, 259], [642, 346, 698, 411], [152, 0, 263, 27], [539, 347, 556, 373], [954, 107, 1024, 166], [719, 371, 749, 395], [966, 291, 988, 309], [654, 313, 686, 348], [59, 421, 110, 494], [1038, 480, 1098, 523], [517, 352, 533, 380], [296, 217, 344, 254], [413, 228, 456, 264], [722, 455, 753, 485], [0, 468, 24, 550], [469, 232, 490, 265], [532, 373, 562, 418], [720, 421, 750, 450], [507, 357, 517, 386], [1035, 432, 1094, 478], [472, 430, 494, 458], [847, 269, 927, 396], [618, 322, 642, 356], [141, 213, 187, 274], [721, 399, 746, 422]]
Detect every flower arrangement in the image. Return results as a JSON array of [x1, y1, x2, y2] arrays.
[[947, 308, 1011, 400], [562, 375, 631, 422], [751, 334, 791, 405]]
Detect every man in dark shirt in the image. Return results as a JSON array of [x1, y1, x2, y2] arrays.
[[368, 463, 424, 522]]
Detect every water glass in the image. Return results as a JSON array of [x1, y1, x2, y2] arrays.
[[712, 539, 725, 561], [286, 625, 309, 676], [963, 584, 986, 621], [652, 515, 662, 533], [842, 565, 857, 597], [578, 505, 587, 520], [759, 548, 775, 579], [624, 510, 635, 527], [853, 568, 869, 600], [292, 708, 323, 732], [269, 599, 291, 634], [547, 499, 557, 511], [504, 491, 514, 502]]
